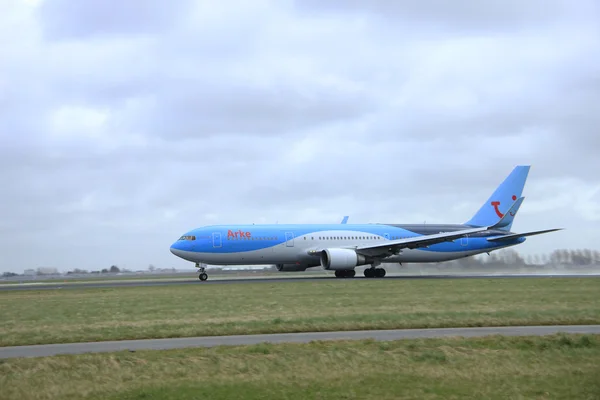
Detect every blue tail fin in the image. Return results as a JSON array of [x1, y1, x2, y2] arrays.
[[465, 165, 530, 231]]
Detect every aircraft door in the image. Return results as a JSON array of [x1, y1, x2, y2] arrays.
[[285, 232, 295, 247], [384, 233, 390, 240], [213, 232, 222, 248], [460, 235, 468, 246]]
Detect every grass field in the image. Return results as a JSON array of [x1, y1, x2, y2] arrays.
[[1, 278, 599, 347], [1, 334, 599, 400]]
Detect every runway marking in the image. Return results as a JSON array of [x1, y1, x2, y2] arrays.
[[1, 325, 599, 359]]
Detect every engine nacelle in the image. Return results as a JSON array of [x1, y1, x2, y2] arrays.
[[275, 263, 311, 272], [320, 248, 372, 270]]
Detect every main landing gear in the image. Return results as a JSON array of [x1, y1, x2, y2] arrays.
[[364, 267, 386, 278], [195, 263, 208, 281], [334, 267, 387, 278], [334, 269, 355, 278]]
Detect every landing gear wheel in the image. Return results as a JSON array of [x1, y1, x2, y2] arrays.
[[195, 263, 208, 282], [364, 268, 386, 278], [334, 270, 356, 278]]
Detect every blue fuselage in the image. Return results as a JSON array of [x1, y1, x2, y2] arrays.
[[169, 223, 525, 267]]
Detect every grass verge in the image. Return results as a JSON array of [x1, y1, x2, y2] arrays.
[[1, 278, 599, 347], [1, 334, 599, 400]]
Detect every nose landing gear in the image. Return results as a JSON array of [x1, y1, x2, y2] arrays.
[[196, 263, 208, 281]]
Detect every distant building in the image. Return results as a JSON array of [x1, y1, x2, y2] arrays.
[[23, 269, 36, 276], [36, 267, 59, 275]]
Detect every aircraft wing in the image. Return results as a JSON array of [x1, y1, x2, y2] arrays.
[[354, 226, 489, 258]]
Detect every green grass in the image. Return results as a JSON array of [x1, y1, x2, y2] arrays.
[[1, 278, 599, 347], [1, 334, 599, 400]]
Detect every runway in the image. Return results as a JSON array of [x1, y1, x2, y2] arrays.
[[0, 273, 598, 291], [1, 325, 599, 359]]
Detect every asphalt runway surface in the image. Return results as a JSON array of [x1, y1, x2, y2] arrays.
[[1, 273, 599, 291], [2, 325, 599, 359]]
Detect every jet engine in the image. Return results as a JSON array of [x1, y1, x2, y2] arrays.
[[275, 263, 312, 272], [320, 248, 372, 270]]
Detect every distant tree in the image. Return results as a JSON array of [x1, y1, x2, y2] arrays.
[[549, 250, 561, 265], [525, 254, 535, 265], [487, 252, 501, 264], [557, 249, 570, 265], [73, 268, 88, 274], [583, 249, 593, 265], [109, 265, 120, 273], [2, 272, 18, 277], [148, 264, 156, 272], [593, 250, 600, 265], [498, 249, 523, 265], [571, 249, 586, 266], [101, 268, 109, 273]]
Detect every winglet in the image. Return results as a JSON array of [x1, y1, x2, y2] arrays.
[[488, 196, 525, 230], [341, 216, 349, 224]]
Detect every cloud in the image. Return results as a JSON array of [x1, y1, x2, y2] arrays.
[[295, 0, 599, 34], [0, 0, 599, 272], [37, 0, 193, 40]]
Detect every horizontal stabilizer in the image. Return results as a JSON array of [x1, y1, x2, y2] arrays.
[[486, 228, 563, 242]]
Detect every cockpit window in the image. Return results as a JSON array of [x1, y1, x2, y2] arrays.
[[178, 235, 196, 241]]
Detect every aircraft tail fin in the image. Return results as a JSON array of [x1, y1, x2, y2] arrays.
[[465, 165, 530, 231], [341, 216, 349, 224]]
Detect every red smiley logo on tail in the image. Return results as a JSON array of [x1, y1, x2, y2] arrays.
[[491, 201, 504, 218], [491, 195, 517, 218]]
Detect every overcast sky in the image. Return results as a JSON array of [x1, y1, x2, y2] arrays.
[[1, 0, 599, 272]]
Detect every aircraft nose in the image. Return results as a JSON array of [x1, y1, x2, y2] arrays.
[[170, 241, 183, 256]]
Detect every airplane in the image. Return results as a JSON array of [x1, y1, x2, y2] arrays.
[[170, 165, 562, 281]]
